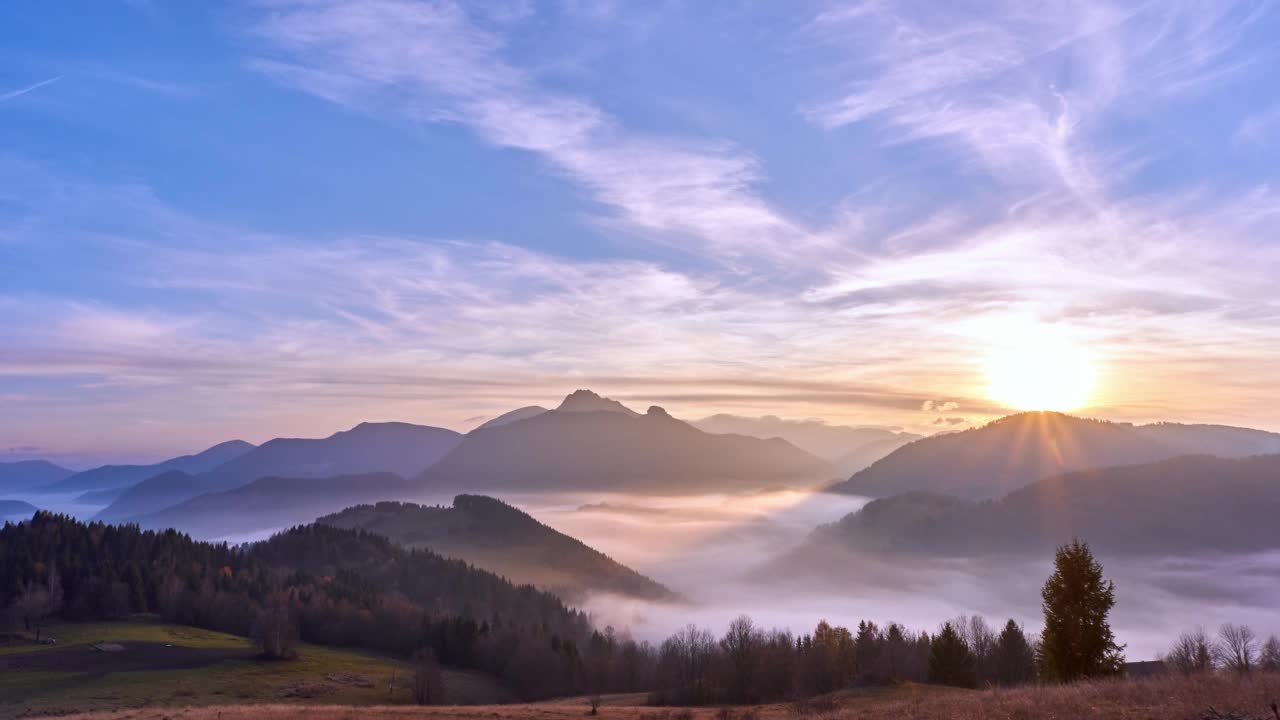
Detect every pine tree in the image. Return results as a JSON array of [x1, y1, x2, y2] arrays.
[[1038, 539, 1124, 682], [928, 622, 977, 688], [993, 619, 1036, 685]]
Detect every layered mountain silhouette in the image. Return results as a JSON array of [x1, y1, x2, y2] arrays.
[[808, 454, 1280, 556], [0, 460, 74, 492], [318, 496, 676, 602], [0, 499, 38, 519], [1133, 422, 1280, 457], [41, 440, 256, 494], [198, 422, 461, 492], [134, 472, 414, 539], [92, 470, 218, 523], [832, 412, 1170, 499], [694, 414, 920, 475], [420, 390, 831, 493], [75, 487, 128, 505], [831, 412, 1280, 500]]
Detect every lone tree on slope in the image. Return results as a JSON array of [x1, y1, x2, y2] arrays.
[[1038, 539, 1124, 682]]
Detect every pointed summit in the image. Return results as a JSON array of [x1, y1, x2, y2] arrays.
[[555, 389, 640, 416]]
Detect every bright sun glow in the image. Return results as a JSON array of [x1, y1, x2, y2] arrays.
[[984, 329, 1098, 412]]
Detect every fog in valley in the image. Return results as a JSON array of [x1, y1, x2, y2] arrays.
[[15, 484, 1274, 662], [519, 489, 1280, 662]]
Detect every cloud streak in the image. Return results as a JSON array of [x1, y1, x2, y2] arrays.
[[0, 75, 61, 103]]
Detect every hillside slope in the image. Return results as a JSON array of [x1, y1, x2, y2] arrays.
[[318, 496, 676, 602]]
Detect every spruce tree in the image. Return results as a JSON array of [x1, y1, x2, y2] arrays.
[[1038, 539, 1124, 682], [993, 619, 1036, 685], [928, 622, 977, 688]]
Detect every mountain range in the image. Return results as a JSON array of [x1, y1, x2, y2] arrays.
[[693, 414, 921, 475], [131, 472, 415, 540], [0, 460, 75, 492], [317, 496, 676, 602], [807, 453, 1280, 557], [92, 470, 218, 524], [420, 390, 831, 493], [121, 391, 831, 536], [830, 411, 1280, 500], [196, 421, 461, 493], [12, 398, 1280, 567], [41, 440, 256, 494], [62, 422, 461, 527]]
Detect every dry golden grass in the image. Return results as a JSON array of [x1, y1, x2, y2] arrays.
[[29, 673, 1280, 720], [815, 673, 1280, 720]]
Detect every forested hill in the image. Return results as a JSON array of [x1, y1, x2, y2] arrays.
[[0, 512, 595, 699], [318, 496, 676, 602]]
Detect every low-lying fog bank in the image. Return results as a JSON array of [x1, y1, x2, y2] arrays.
[[7, 486, 1277, 661], [507, 490, 1280, 661]]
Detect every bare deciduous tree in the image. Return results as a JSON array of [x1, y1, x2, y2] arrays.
[[720, 614, 763, 704], [412, 647, 443, 705], [954, 615, 997, 684], [252, 602, 298, 660], [1259, 635, 1280, 673], [1166, 627, 1214, 674], [1215, 623, 1258, 675]]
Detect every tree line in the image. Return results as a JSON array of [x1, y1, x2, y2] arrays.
[[1165, 624, 1280, 676], [638, 539, 1127, 704]]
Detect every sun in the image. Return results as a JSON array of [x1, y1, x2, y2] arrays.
[[984, 329, 1097, 412]]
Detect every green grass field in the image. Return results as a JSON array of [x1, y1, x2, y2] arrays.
[[0, 617, 508, 717]]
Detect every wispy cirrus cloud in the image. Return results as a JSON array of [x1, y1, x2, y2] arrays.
[[1235, 104, 1280, 147], [245, 0, 806, 264], [804, 1, 1273, 198]]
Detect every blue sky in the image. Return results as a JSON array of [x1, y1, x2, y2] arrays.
[[3, 0, 1280, 465]]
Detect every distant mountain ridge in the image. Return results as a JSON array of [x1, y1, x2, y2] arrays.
[[198, 422, 461, 493], [41, 440, 256, 494], [132, 472, 414, 540], [831, 412, 1280, 500], [808, 453, 1280, 556], [420, 391, 831, 493], [694, 414, 921, 475], [1133, 422, 1280, 457], [93, 470, 217, 523], [831, 412, 1160, 499], [318, 496, 677, 603], [0, 499, 38, 519], [0, 460, 74, 492]]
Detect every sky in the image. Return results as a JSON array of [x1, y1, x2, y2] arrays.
[[2, 0, 1280, 466]]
